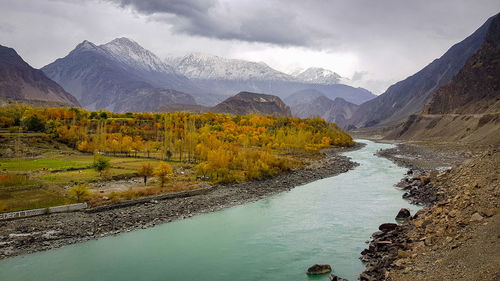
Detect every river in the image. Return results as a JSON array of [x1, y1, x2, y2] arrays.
[[0, 140, 418, 281]]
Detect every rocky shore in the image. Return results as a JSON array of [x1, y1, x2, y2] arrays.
[[0, 143, 363, 259], [360, 143, 499, 281]]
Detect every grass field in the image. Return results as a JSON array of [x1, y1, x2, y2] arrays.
[[0, 188, 71, 212], [0, 151, 196, 212]]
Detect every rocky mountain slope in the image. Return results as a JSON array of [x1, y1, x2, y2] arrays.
[[0, 45, 79, 106], [284, 89, 325, 107], [423, 15, 500, 115], [292, 96, 358, 128], [42, 39, 196, 112], [348, 14, 495, 128], [168, 53, 375, 105], [212, 92, 291, 116], [388, 13, 500, 145]]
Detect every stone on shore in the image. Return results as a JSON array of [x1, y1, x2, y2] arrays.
[[306, 264, 332, 275], [378, 223, 398, 232], [396, 208, 411, 220]]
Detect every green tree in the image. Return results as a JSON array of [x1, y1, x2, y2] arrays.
[[22, 115, 45, 132], [69, 184, 90, 202], [93, 156, 110, 177]]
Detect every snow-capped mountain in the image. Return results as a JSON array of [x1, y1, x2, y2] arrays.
[[165, 52, 375, 104], [293, 67, 342, 85], [101, 37, 175, 74], [42, 38, 198, 112], [171, 53, 294, 81]]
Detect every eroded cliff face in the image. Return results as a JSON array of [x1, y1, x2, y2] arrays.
[[424, 14, 500, 115]]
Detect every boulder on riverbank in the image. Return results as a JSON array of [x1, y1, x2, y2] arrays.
[[306, 264, 332, 275], [378, 223, 398, 232], [395, 208, 411, 220]]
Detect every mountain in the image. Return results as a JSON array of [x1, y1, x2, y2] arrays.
[[387, 13, 500, 145], [348, 14, 495, 128], [292, 96, 359, 128], [168, 53, 375, 105], [0, 44, 79, 107], [42, 38, 196, 112], [423, 16, 500, 115], [212, 92, 291, 116], [284, 89, 326, 107], [293, 67, 342, 85], [158, 92, 291, 116], [175, 53, 293, 81]]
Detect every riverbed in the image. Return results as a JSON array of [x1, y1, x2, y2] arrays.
[[0, 140, 418, 281]]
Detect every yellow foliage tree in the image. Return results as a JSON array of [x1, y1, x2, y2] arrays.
[[155, 162, 173, 187]]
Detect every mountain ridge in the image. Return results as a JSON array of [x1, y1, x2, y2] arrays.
[[347, 13, 495, 128], [0, 44, 79, 106]]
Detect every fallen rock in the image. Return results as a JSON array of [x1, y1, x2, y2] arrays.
[[306, 264, 332, 275], [396, 208, 411, 220], [379, 223, 398, 232], [470, 212, 484, 222]]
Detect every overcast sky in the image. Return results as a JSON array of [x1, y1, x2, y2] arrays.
[[0, 0, 499, 94]]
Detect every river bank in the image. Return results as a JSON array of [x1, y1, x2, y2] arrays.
[[0, 143, 363, 260], [360, 142, 499, 281]]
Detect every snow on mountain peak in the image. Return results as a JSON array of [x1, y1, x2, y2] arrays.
[[172, 52, 294, 81], [294, 67, 342, 85], [100, 37, 174, 74]]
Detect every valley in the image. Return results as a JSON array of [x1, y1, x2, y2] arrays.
[[0, 3, 498, 281]]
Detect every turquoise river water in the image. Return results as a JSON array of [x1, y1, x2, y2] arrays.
[[0, 140, 419, 281]]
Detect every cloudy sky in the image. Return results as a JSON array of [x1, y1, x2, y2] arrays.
[[1, 0, 499, 94]]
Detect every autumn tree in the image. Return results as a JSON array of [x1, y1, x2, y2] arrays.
[[138, 163, 154, 186], [155, 162, 173, 187]]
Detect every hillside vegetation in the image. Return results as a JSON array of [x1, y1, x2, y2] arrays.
[[0, 104, 353, 212]]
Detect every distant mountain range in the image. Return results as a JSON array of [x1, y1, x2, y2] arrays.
[[41, 38, 198, 112], [0, 44, 79, 107], [36, 38, 374, 112], [291, 96, 358, 129], [166, 53, 375, 105], [158, 91, 291, 116]]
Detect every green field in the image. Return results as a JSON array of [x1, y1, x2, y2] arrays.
[[0, 188, 71, 212], [0, 153, 194, 212]]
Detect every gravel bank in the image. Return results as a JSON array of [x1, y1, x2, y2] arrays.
[[360, 143, 499, 281], [0, 143, 363, 260]]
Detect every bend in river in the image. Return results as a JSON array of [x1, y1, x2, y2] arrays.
[[0, 140, 419, 281]]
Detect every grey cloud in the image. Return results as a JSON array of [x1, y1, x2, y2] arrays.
[[351, 71, 368, 82], [105, 0, 500, 49], [106, 0, 327, 46]]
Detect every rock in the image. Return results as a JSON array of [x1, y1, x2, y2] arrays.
[[396, 208, 411, 220], [306, 264, 332, 275], [470, 212, 484, 222], [379, 223, 398, 232], [397, 249, 410, 258], [329, 273, 348, 281], [480, 208, 495, 217]]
